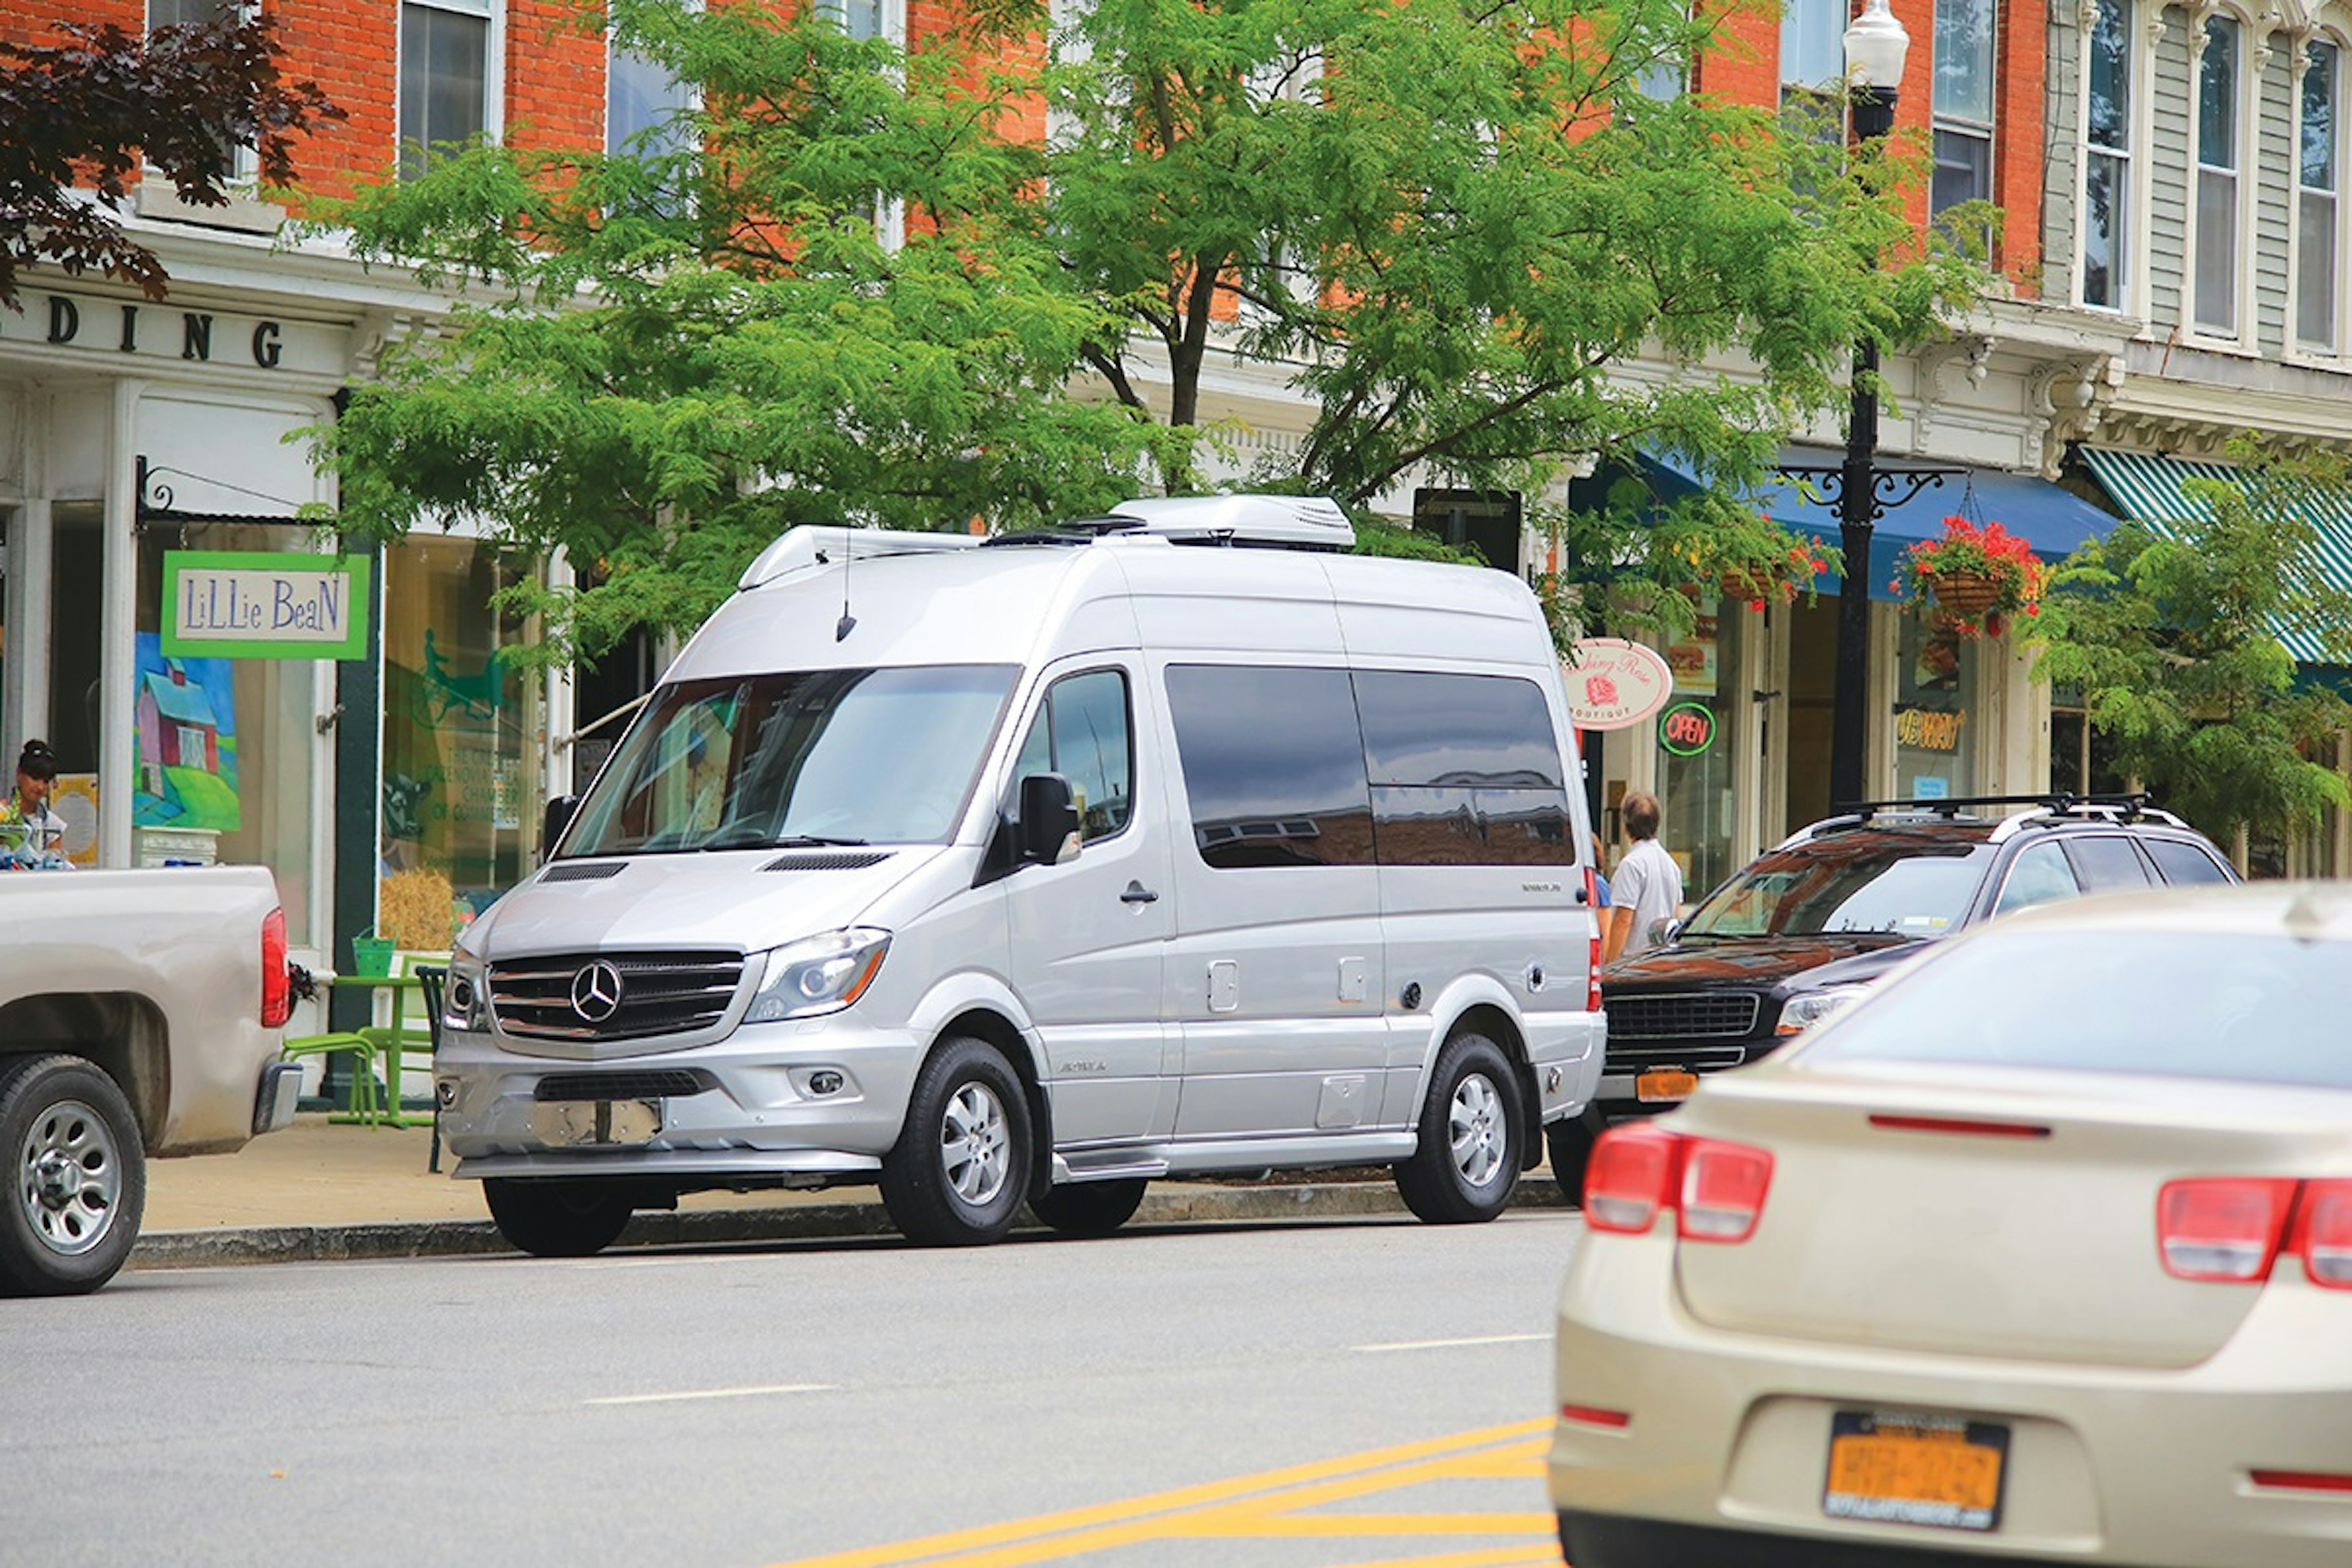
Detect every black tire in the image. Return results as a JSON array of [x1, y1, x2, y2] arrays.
[[1547, 1107, 1604, 1207], [1027, 1178, 1147, 1238], [483, 1178, 635, 1258], [1395, 1032, 1525, 1224], [880, 1036, 1031, 1246], [0, 1054, 147, 1297]]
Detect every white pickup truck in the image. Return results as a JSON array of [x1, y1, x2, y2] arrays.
[[0, 865, 300, 1295]]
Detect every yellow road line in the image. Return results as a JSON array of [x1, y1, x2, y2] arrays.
[[1328, 1553, 1561, 1568], [1180, 1511, 1556, 1538], [769, 1419, 1551, 1568]]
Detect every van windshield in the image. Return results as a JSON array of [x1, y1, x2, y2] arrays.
[[562, 666, 1018, 856]]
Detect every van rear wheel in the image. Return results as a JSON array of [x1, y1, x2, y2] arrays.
[[881, 1036, 1031, 1246], [1027, 1178, 1147, 1238], [483, 1178, 635, 1258], [1395, 1033, 1524, 1224]]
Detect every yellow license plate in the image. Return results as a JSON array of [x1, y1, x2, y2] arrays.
[[1635, 1068, 1698, 1103], [1823, 1411, 2009, 1532]]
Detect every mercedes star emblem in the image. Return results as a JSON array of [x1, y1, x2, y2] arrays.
[[570, 960, 625, 1024]]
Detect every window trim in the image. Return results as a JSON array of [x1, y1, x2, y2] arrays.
[[2185, 10, 2252, 347], [398, 0, 507, 179], [2291, 36, 2347, 361], [2074, 0, 2138, 313]]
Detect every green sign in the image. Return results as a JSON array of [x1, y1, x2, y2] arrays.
[[160, 551, 369, 660], [1659, 701, 1716, 756]]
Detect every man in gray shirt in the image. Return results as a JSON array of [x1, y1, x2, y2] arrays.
[[1605, 791, 1683, 963]]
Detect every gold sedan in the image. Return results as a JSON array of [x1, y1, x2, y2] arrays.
[[1550, 884, 2352, 1568]]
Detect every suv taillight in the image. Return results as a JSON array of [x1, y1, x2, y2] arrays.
[[260, 907, 291, 1028], [1584, 865, 1603, 1012], [1583, 1123, 1773, 1243]]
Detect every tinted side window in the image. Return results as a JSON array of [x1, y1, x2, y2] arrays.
[[1355, 670, 1575, 867], [2146, 837, 2233, 885], [1012, 669, 1132, 842], [1992, 840, 2082, 915], [2065, 835, 2153, 892], [1165, 665, 1373, 869]]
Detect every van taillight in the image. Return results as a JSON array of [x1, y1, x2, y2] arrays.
[[2291, 1180, 2352, 1290], [1584, 865, 1603, 1012], [260, 907, 291, 1028], [1584, 1124, 1774, 1242], [1680, 1138, 1774, 1243], [2157, 1178, 2297, 1283]]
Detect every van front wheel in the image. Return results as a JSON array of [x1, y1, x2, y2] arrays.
[[483, 1178, 635, 1257], [1395, 1033, 1524, 1224], [881, 1036, 1031, 1246], [1028, 1178, 1147, 1238]]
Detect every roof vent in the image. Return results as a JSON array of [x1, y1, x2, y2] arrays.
[[1107, 494, 1355, 550]]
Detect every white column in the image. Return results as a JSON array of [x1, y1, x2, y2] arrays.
[[99, 380, 144, 867]]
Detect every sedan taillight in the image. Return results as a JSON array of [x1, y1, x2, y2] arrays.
[[1583, 1123, 1773, 1243], [2154, 1176, 2352, 1286], [2290, 1179, 2352, 1291]]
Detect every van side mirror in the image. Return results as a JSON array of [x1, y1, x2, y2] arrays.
[[1018, 773, 1082, 866], [541, 794, 579, 861]]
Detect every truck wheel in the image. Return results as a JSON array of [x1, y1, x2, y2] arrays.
[[1547, 1109, 1603, 1207], [1028, 1178, 1147, 1238], [1395, 1032, 1525, 1224], [483, 1178, 635, 1258], [0, 1054, 147, 1297], [880, 1036, 1031, 1246]]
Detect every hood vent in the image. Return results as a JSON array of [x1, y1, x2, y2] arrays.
[[540, 861, 628, 883], [762, 850, 891, 872]]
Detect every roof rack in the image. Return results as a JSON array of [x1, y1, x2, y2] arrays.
[[738, 525, 981, 590], [1776, 792, 2186, 848], [981, 494, 1357, 552]]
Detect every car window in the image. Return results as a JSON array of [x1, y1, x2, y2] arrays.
[[2146, 837, 2233, 885], [1676, 839, 1990, 939], [1355, 669, 1575, 867], [2065, 835, 2152, 892], [1011, 669, 1133, 843], [1796, 928, 2352, 1090], [1992, 840, 2080, 915], [1165, 665, 1374, 869]]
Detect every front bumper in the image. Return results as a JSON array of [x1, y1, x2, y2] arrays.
[[434, 1015, 924, 1184], [1550, 1231, 2352, 1568]]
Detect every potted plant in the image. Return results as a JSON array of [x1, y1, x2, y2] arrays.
[[1665, 513, 1835, 611], [1894, 516, 2051, 638]]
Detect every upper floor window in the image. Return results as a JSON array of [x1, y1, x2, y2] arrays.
[[2193, 15, 2242, 336], [1931, 0, 1996, 216], [608, 37, 695, 159], [149, 0, 254, 179], [2081, 0, 2132, 309], [1781, 0, 1845, 94], [401, 0, 497, 180], [2298, 41, 2340, 352], [818, 0, 899, 43]]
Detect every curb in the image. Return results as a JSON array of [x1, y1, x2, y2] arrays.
[[130, 1180, 1574, 1270]]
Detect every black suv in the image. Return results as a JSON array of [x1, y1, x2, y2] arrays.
[[1550, 795, 2238, 1194]]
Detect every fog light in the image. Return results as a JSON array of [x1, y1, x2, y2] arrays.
[[809, 1070, 845, 1097]]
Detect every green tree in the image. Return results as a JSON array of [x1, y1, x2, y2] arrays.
[[0, 16, 337, 309], [312, 0, 1977, 659], [2034, 439, 2352, 849]]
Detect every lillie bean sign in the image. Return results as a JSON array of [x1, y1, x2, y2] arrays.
[[162, 552, 369, 660]]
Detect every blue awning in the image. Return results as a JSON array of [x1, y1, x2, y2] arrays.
[[1572, 447, 2124, 601], [2079, 445, 2352, 668]]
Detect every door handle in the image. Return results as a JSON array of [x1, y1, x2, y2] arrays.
[[1120, 881, 1160, 905]]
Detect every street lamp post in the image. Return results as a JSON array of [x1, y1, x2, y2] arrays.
[[1826, 0, 1910, 809]]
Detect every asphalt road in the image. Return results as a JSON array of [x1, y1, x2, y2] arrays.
[[2, 1210, 1583, 1568]]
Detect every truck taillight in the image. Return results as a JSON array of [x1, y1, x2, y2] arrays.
[[1584, 1123, 1774, 1243], [1584, 865, 1603, 1012], [2157, 1177, 2297, 1283], [260, 907, 291, 1028]]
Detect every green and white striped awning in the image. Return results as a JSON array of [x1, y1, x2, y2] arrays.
[[2078, 446, 2352, 668]]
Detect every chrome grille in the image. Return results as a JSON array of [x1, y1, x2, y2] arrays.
[[491, 951, 745, 1042], [534, 1069, 714, 1102], [1604, 992, 1762, 1041]]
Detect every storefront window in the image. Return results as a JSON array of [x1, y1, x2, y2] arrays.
[[1893, 608, 1978, 801], [382, 535, 534, 929], [1656, 595, 1741, 895], [132, 524, 318, 937]]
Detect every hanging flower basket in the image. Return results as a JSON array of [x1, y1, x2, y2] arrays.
[[1663, 513, 1834, 611], [1894, 517, 2050, 638]]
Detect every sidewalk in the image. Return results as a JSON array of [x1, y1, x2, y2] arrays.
[[133, 1115, 1574, 1270]]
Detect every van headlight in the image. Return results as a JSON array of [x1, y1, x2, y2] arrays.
[[1775, 985, 1869, 1036], [444, 960, 489, 1033], [747, 929, 892, 1023]]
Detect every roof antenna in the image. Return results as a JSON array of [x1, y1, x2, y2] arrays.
[[835, 527, 856, 641]]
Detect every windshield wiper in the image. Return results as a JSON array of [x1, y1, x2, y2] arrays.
[[769, 834, 870, 848]]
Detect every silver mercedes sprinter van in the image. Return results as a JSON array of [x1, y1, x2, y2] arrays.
[[435, 496, 1605, 1253]]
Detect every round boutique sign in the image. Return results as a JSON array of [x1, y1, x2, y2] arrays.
[[1563, 638, 1675, 731]]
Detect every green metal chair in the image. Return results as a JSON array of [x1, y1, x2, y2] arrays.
[[279, 1022, 386, 1125], [355, 951, 448, 1133]]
